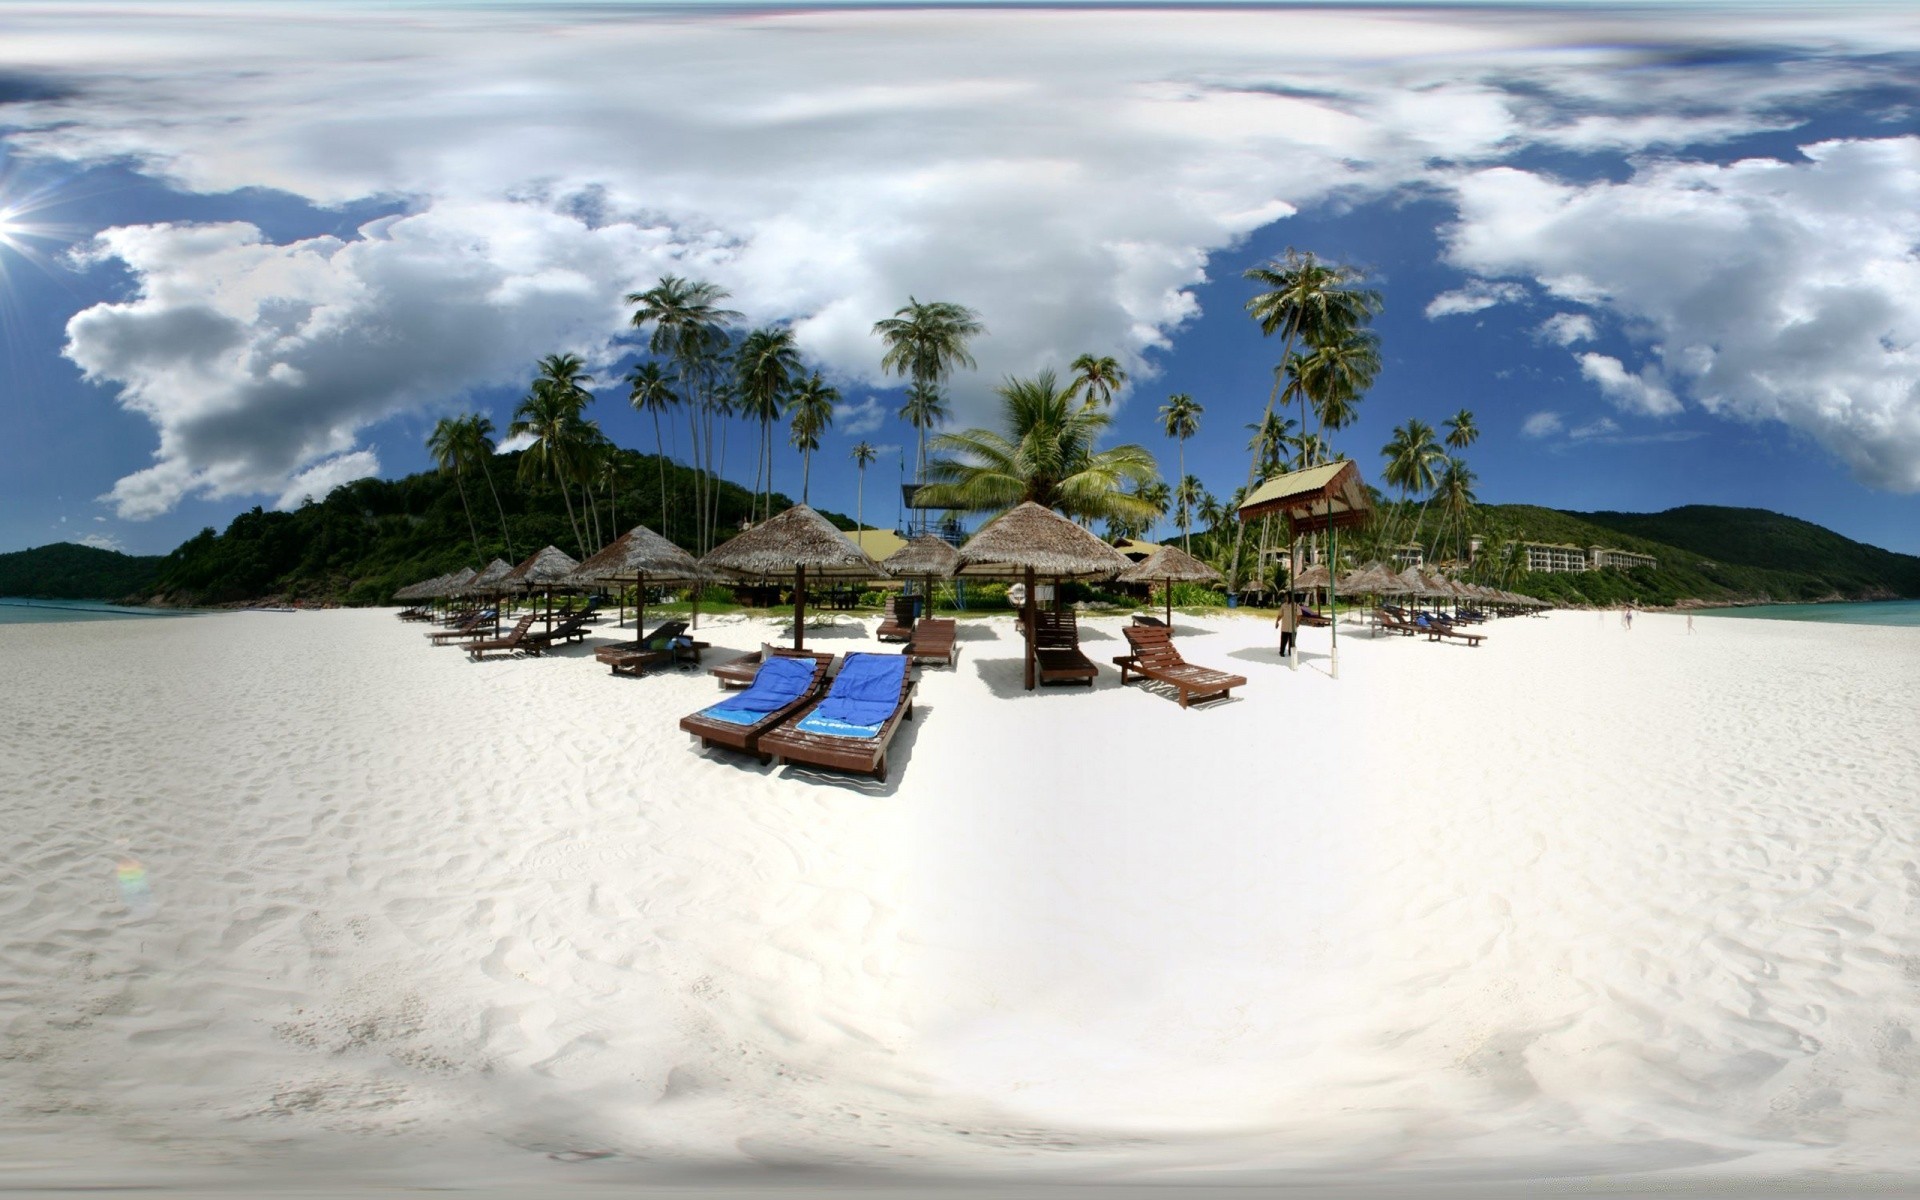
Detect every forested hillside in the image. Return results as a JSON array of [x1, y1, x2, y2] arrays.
[[0, 543, 165, 600]]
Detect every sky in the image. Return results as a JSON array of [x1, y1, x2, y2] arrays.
[[0, 1, 1917, 559]]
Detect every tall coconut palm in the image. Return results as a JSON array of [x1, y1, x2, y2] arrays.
[[1445, 408, 1479, 453], [1381, 419, 1444, 553], [1174, 474, 1205, 553], [534, 353, 601, 552], [734, 325, 802, 523], [1433, 454, 1479, 565], [626, 361, 678, 539], [1300, 325, 1382, 455], [851, 441, 879, 534], [1245, 411, 1295, 480], [917, 369, 1160, 527], [787, 372, 837, 505], [427, 416, 485, 561], [454, 415, 513, 561], [1068, 353, 1128, 411], [1158, 392, 1202, 552], [873, 298, 985, 482], [627, 276, 741, 552], [1233, 250, 1382, 587], [510, 376, 592, 558], [897, 382, 950, 484]]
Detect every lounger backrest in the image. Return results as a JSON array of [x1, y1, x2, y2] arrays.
[[891, 596, 917, 627], [1122, 624, 1184, 668]]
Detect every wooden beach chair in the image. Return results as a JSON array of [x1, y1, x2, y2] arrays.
[[708, 643, 837, 690], [901, 617, 958, 668], [1298, 607, 1332, 628], [1031, 610, 1098, 686], [465, 614, 537, 661], [1131, 614, 1167, 628], [874, 595, 918, 643], [758, 653, 918, 780], [520, 611, 596, 654], [680, 652, 833, 761], [1373, 609, 1419, 637], [1113, 624, 1247, 708], [595, 621, 705, 677], [425, 610, 495, 643], [1424, 619, 1487, 647]]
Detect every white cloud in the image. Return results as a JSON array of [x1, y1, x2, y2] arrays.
[[1425, 280, 1525, 319], [495, 431, 536, 455], [77, 532, 125, 552], [275, 449, 380, 510], [833, 396, 888, 438], [1521, 411, 1564, 438], [1576, 353, 1683, 418], [1569, 416, 1621, 440], [3, 4, 1908, 510], [1538, 312, 1597, 346], [1444, 137, 1920, 488]]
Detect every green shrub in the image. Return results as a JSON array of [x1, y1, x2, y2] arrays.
[[1168, 582, 1227, 608]]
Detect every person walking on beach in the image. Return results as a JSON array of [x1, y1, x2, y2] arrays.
[[1624, 603, 1634, 631], [1276, 593, 1300, 661]]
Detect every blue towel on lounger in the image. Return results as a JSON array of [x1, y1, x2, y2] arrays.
[[813, 653, 907, 730], [698, 655, 816, 726]]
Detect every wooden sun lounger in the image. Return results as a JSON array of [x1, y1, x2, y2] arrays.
[[1131, 614, 1167, 627], [874, 595, 918, 643], [1424, 620, 1486, 647], [758, 654, 918, 780], [425, 611, 496, 643], [466, 614, 538, 661], [680, 654, 832, 760], [901, 617, 957, 668], [1374, 609, 1419, 637], [595, 621, 710, 677], [1031, 610, 1097, 686], [1113, 624, 1246, 708], [708, 644, 834, 689], [520, 612, 595, 654], [1298, 607, 1332, 628]]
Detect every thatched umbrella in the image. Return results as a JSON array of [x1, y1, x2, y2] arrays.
[[458, 558, 516, 633], [953, 502, 1131, 691], [567, 524, 707, 644], [392, 573, 441, 603], [505, 545, 581, 629], [1290, 563, 1331, 594], [1116, 544, 1222, 627], [881, 535, 960, 617], [699, 504, 885, 650], [410, 567, 476, 621]]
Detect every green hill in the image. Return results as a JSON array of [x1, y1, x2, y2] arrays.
[[0, 543, 165, 600], [137, 449, 860, 607], [1575, 505, 1920, 599]]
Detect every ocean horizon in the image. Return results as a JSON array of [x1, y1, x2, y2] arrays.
[[0, 598, 197, 625], [1695, 597, 1920, 628]]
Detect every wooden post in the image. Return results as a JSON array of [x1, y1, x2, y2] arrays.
[[1023, 565, 1036, 691], [794, 563, 807, 651], [1164, 579, 1173, 628], [634, 572, 647, 645]]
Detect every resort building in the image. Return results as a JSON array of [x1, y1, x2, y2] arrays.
[[1518, 541, 1658, 573], [1390, 543, 1424, 568]]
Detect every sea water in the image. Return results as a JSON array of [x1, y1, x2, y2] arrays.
[[0, 598, 195, 625], [1695, 597, 1920, 627]]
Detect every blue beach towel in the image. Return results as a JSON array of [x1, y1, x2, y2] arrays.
[[794, 710, 885, 739], [815, 653, 907, 729], [698, 655, 816, 726]]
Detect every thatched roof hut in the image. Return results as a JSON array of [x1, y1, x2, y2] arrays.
[[568, 525, 707, 643], [882, 534, 961, 581], [460, 558, 516, 596], [505, 546, 581, 591], [953, 502, 1131, 581], [393, 573, 443, 602], [954, 503, 1130, 691], [1338, 562, 1406, 596], [1117, 544, 1222, 626], [699, 504, 886, 649], [1290, 563, 1331, 590]]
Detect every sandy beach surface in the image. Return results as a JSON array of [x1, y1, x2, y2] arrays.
[[2, 605, 1918, 1198]]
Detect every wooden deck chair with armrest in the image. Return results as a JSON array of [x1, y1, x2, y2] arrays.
[[757, 652, 918, 781], [1031, 610, 1098, 686], [874, 594, 918, 643], [680, 652, 833, 760], [465, 613, 538, 661], [708, 643, 837, 689], [901, 618, 958, 668], [1112, 624, 1247, 708]]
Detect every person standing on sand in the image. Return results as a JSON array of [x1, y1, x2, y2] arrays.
[[1276, 594, 1299, 659]]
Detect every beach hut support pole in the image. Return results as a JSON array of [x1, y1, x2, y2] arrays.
[[1165, 580, 1173, 628], [1023, 565, 1036, 691], [794, 563, 807, 651], [1327, 498, 1340, 680], [634, 572, 647, 645]]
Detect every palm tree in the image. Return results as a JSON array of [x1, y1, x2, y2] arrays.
[[1233, 250, 1383, 587], [1381, 419, 1444, 554], [851, 441, 879, 534], [534, 353, 601, 551], [628, 276, 741, 552], [1433, 455, 1479, 565], [627, 361, 678, 539], [1174, 474, 1205, 554], [1158, 392, 1202, 552], [1299, 325, 1382, 455], [510, 374, 592, 558], [454, 415, 514, 560], [917, 369, 1160, 528], [1245, 411, 1295, 480], [1068, 353, 1128, 411], [427, 416, 485, 560], [897, 382, 950, 486], [1445, 408, 1479, 453], [873, 298, 985, 483], [734, 325, 802, 523], [787, 372, 837, 504]]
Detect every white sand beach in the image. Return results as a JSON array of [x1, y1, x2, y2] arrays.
[[3, 606, 1918, 1197]]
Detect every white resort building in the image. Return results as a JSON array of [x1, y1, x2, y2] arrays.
[[1519, 541, 1658, 573]]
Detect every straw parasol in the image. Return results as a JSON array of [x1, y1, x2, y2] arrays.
[[1338, 561, 1406, 596], [461, 558, 515, 596], [1117, 544, 1222, 627], [505, 545, 581, 628], [699, 504, 886, 650], [1290, 563, 1331, 592], [882, 535, 960, 616], [392, 573, 442, 603], [567, 524, 707, 644], [954, 501, 1132, 691]]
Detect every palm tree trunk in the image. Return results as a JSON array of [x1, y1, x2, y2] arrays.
[[479, 458, 514, 560], [1178, 437, 1189, 555], [802, 447, 812, 505], [455, 474, 483, 561], [557, 471, 585, 559], [856, 466, 864, 535], [651, 411, 669, 542]]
